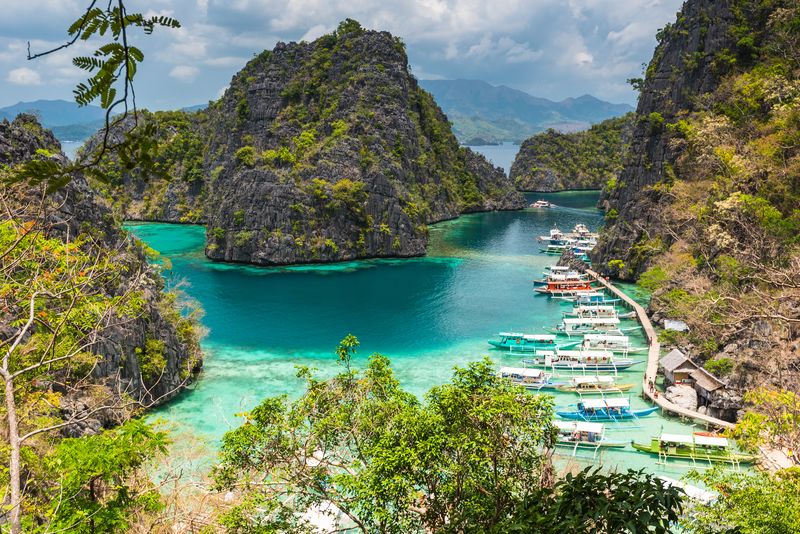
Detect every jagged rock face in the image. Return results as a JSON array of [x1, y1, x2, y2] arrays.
[[591, 0, 738, 278], [665, 385, 698, 411], [1, 115, 202, 434], [200, 25, 524, 265], [510, 114, 634, 192]]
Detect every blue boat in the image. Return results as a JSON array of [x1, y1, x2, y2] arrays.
[[488, 333, 579, 352], [557, 398, 659, 422]]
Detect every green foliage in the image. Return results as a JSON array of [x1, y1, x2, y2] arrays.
[[637, 265, 669, 291], [292, 128, 317, 157], [704, 357, 734, 377], [135, 338, 167, 381], [262, 146, 296, 167], [331, 178, 367, 214], [233, 209, 245, 227], [497, 468, 683, 533], [605, 208, 619, 221], [335, 18, 365, 38], [42, 420, 168, 533], [647, 112, 665, 133], [330, 119, 348, 138], [685, 468, 800, 533], [233, 230, 253, 247], [235, 146, 257, 167], [211, 227, 225, 241], [307, 177, 330, 201]]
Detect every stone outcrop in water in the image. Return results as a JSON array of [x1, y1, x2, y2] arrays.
[[88, 20, 524, 266], [510, 113, 634, 192], [1, 115, 202, 435]]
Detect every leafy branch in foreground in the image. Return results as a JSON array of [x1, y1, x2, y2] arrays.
[[10, 1, 180, 192]]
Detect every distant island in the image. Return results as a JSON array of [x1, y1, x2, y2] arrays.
[[419, 79, 633, 144]]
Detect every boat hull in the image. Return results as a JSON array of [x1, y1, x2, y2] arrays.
[[522, 360, 642, 372], [631, 441, 757, 464], [556, 383, 635, 394], [556, 406, 659, 421], [556, 440, 627, 449]]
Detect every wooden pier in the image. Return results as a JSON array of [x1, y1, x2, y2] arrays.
[[585, 269, 735, 431]]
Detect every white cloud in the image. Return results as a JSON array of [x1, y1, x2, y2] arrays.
[[169, 65, 199, 81], [300, 24, 329, 42], [6, 67, 42, 85], [205, 56, 246, 67]]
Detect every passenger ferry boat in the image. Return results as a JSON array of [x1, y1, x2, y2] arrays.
[[534, 280, 595, 297], [522, 349, 642, 372], [563, 305, 634, 319], [632, 433, 757, 465], [530, 199, 553, 209], [556, 375, 635, 394], [496, 367, 563, 390], [552, 291, 620, 305], [537, 226, 567, 243], [556, 398, 659, 422], [581, 334, 646, 353], [487, 333, 578, 352], [554, 421, 627, 455], [533, 271, 590, 287], [551, 317, 625, 336]]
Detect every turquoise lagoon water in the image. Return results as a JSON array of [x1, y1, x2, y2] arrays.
[[127, 192, 721, 477], [469, 142, 520, 174]]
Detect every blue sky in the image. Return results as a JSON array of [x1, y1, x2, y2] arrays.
[[0, 0, 683, 110]]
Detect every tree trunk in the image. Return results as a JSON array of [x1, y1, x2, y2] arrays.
[[3, 373, 22, 534]]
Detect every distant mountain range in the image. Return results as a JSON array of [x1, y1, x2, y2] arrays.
[[0, 100, 109, 143], [419, 79, 634, 144]]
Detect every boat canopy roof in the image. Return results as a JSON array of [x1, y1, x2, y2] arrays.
[[694, 435, 729, 447], [574, 305, 615, 312], [582, 398, 630, 409], [572, 376, 615, 385], [549, 266, 570, 272], [583, 334, 630, 342], [498, 367, 543, 378], [563, 317, 620, 325], [557, 349, 615, 358], [660, 433, 694, 444], [523, 334, 556, 341], [554, 420, 604, 433], [498, 332, 524, 337]]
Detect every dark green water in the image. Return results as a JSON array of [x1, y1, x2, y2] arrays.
[[128, 191, 706, 475]]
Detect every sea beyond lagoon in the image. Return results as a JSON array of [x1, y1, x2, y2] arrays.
[[128, 191, 719, 477]]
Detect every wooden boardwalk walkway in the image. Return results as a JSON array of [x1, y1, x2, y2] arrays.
[[586, 269, 735, 431]]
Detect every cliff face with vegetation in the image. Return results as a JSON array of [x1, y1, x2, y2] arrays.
[[509, 113, 634, 191], [592, 0, 800, 389], [89, 21, 523, 265], [1, 115, 202, 434]]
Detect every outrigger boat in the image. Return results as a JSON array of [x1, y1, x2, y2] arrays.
[[540, 243, 570, 255], [551, 317, 633, 336], [552, 292, 620, 305], [556, 375, 635, 394], [496, 367, 564, 390], [530, 199, 553, 209], [571, 223, 597, 239], [581, 334, 647, 353], [563, 305, 635, 319], [632, 433, 757, 465], [538, 226, 567, 243], [557, 398, 659, 422], [534, 280, 595, 297], [534, 272, 590, 287], [522, 349, 642, 372], [554, 421, 627, 455], [488, 333, 579, 352]]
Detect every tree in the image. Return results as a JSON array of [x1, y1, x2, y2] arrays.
[[732, 387, 800, 464], [496, 468, 684, 533], [684, 467, 800, 533], [214, 336, 683, 533]]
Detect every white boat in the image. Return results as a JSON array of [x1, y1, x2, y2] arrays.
[[563, 305, 629, 319], [530, 200, 553, 209], [573, 223, 591, 236], [522, 349, 643, 371], [582, 334, 646, 353], [553, 420, 627, 456], [538, 226, 566, 243], [556, 375, 635, 394], [552, 317, 627, 336], [496, 367, 562, 390]]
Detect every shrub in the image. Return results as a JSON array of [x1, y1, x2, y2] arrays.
[[235, 146, 257, 167], [135, 338, 166, 381], [233, 209, 245, 226], [705, 357, 734, 377], [638, 266, 669, 291], [234, 230, 253, 247]]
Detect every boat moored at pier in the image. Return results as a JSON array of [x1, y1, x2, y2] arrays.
[[631, 433, 757, 465], [496, 367, 563, 390], [557, 398, 659, 422]]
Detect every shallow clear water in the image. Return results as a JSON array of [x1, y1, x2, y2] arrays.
[[128, 191, 736, 478]]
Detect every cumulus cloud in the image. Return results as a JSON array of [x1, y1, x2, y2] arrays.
[[6, 67, 42, 85], [169, 65, 199, 81]]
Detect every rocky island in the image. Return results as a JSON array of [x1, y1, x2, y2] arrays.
[[90, 20, 523, 266]]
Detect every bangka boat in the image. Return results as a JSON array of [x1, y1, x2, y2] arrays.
[[522, 349, 642, 372], [488, 333, 579, 352], [530, 200, 553, 209], [581, 334, 646, 353], [539, 243, 570, 255], [551, 317, 626, 336], [563, 305, 634, 319], [496, 367, 564, 390], [537, 226, 566, 243], [534, 280, 595, 297], [556, 398, 659, 422], [556, 375, 635, 394], [553, 421, 627, 455], [631, 433, 757, 465], [533, 272, 590, 287], [571, 223, 595, 238]]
